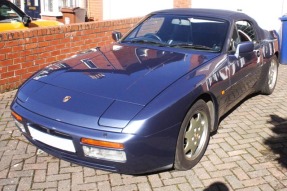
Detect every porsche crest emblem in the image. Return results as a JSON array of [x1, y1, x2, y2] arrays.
[[63, 96, 71, 103]]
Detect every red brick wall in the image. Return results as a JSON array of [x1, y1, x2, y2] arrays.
[[0, 17, 141, 93]]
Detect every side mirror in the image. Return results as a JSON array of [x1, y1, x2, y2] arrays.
[[22, 15, 31, 26], [112, 31, 122, 42], [235, 41, 254, 58]]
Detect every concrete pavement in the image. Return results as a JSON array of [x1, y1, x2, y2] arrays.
[[1, 65, 287, 191]]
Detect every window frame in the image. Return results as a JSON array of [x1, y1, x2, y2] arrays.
[[40, 0, 87, 17], [235, 20, 258, 44], [40, 0, 63, 16], [229, 20, 259, 52]]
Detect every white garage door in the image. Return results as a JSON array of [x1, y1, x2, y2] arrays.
[[192, 0, 287, 31]]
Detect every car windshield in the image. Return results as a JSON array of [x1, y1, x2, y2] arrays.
[[0, 2, 22, 23], [122, 14, 229, 52]]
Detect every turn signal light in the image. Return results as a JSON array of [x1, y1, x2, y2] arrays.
[[11, 111, 23, 122], [81, 138, 124, 149]]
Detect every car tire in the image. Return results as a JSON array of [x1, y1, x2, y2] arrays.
[[261, 56, 279, 95], [174, 99, 211, 170]]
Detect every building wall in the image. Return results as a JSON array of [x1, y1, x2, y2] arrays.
[[192, 0, 287, 31], [102, 0, 173, 20], [14, 0, 191, 22], [88, 0, 191, 21], [0, 17, 141, 93]]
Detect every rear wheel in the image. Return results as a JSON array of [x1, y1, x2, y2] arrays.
[[261, 56, 279, 95], [174, 99, 211, 170]]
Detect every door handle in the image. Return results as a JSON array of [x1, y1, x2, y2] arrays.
[[255, 50, 262, 65]]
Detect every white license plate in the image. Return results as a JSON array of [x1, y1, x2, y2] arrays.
[[28, 126, 76, 153]]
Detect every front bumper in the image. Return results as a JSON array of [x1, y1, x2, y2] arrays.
[[11, 100, 179, 174]]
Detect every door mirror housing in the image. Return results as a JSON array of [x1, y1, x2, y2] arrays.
[[112, 31, 122, 42], [235, 41, 254, 58], [22, 15, 31, 26]]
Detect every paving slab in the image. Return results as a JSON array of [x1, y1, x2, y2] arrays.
[[1, 65, 287, 191]]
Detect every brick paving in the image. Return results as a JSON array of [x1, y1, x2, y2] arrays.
[[1, 65, 287, 191]]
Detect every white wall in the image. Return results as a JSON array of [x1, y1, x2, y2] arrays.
[[103, 0, 173, 20], [192, 0, 287, 31]]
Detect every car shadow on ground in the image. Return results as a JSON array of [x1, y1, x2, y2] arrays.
[[264, 115, 287, 168], [214, 93, 258, 135], [203, 182, 229, 191]]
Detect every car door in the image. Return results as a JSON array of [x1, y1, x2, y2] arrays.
[[225, 20, 262, 109]]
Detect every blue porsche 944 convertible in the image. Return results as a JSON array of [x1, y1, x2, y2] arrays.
[[11, 8, 279, 174]]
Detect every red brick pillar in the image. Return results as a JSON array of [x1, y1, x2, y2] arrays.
[[88, 0, 103, 21], [174, 0, 191, 8]]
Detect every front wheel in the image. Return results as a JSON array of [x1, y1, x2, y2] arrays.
[[174, 99, 211, 170], [261, 56, 279, 95]]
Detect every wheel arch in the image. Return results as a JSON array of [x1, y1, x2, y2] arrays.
[[275, 51, 279, 60], [189, 92, 219, 133], [174, 92, 217, 170]]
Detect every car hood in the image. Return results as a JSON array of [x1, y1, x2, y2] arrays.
[[17, 44, 217, 130], [33, 44, 217, 105], [0, 22, 27, 32], [30, 20, 63, 27], [0, 20, 62, 32]]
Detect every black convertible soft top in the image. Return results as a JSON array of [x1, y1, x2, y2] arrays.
[[151, 8, 270, 40], [152, 8, 253, 22]]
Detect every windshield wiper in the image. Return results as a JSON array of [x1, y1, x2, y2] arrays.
[[124, 38, 165, 46], [169, 43, 213, 50]]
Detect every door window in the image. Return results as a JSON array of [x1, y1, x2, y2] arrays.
[[229, 20, 257, 52], [236, 21, 257, 43]]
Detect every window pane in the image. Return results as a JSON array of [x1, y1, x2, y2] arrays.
[[62, 0, 86, 8], [43, 0, 52, 12], [12, 0, 21, 8], [236, 21, 257, 42], [48, 0, 53, 11], [0, 3, 21, 21]]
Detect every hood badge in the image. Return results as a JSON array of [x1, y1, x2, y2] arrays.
[[63, 96, 72, 103]]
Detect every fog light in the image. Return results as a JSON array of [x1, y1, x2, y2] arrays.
[[83, 146, 126, 162]]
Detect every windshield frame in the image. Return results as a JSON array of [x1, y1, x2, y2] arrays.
[[121, 14, 230, 53]]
